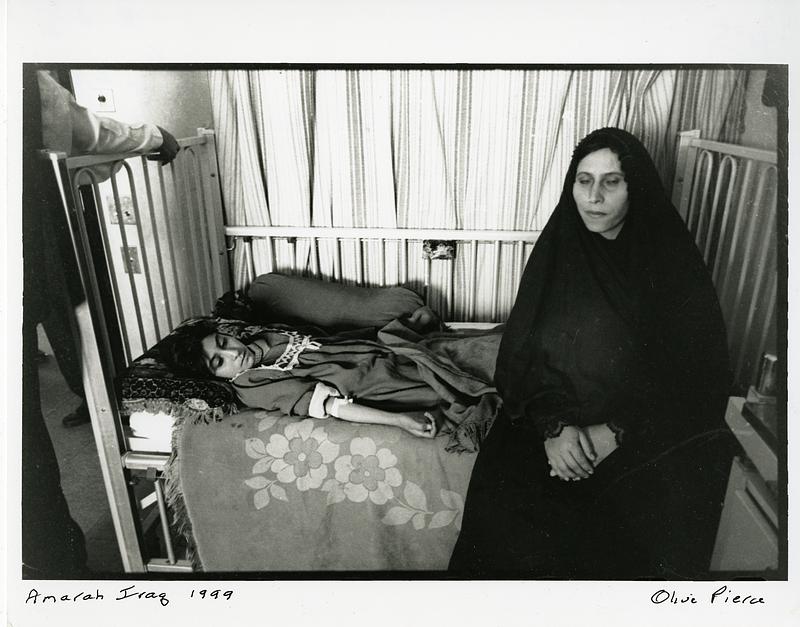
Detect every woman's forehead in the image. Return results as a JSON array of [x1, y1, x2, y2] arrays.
[[575, 148, 623, 173]]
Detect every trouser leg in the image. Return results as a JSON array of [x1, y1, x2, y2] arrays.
[[41, 304, 85, 400], [40, 201, 86, 402], [22, 318, 88, 578]]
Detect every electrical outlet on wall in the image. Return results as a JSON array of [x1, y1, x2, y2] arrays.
[[108, 195, 136, 224], [94, 88, 116, 112], [121, 247, 142, 274]]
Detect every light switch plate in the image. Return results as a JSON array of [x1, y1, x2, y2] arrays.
[[121, 246, 141, 274], [94, 88, 116, 112]]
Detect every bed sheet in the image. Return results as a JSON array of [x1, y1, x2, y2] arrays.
[[125, 411, 175, 452], [170, 408, 477, 571]]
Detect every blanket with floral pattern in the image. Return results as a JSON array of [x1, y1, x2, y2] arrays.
[[169, 408, 477, 571]]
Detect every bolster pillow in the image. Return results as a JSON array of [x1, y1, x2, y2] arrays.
[[247, 273, 424, 330]]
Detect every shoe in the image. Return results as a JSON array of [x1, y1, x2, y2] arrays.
[[62, 402, 91, 428]]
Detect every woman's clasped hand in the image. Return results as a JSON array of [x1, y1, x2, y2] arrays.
[[545, 423, 619, 480], [545, 425, 595, 480]]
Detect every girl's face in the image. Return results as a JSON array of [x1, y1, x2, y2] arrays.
[[572, 148, 630, 240], [201, 333, 255, 378]]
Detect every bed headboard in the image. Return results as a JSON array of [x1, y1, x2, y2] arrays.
[[45, 129, 229, 367]]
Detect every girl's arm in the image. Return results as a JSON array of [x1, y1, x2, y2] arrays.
[[237, 376, 437, 439], [323, 397, 438, 439]]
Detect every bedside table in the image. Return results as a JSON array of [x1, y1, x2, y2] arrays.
[[709, 397, 779, 572]]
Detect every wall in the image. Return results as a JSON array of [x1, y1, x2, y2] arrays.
[[71, 69, 214, 139], [70, 70, 217, 358], [739, 70, 778, 151], [715, 69, 780, 391]]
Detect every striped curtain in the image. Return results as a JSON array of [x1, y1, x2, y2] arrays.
[[209, 68, 748, 310]]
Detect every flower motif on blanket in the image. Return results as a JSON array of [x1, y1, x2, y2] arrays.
[[244, 418, 339, 507], [244, 415, 464, 531], [331, 437, 402, 505]]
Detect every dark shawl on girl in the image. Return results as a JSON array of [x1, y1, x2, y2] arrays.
[[494, 127, 730, 462]]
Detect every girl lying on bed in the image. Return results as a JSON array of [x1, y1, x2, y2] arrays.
[[161, 306, 503, 451]]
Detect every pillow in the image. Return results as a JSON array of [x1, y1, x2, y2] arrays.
[[120, 317, 268, 423], [246, 273, 425, 330]]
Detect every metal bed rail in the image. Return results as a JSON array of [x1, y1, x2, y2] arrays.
[[673, 130, 779, 392]]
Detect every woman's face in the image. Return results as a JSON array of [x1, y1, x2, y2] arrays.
[[572, 148, 630, 240], [201, 333, 255, 379]]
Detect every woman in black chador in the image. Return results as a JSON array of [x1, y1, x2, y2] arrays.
[[449, 127, 734, 579]]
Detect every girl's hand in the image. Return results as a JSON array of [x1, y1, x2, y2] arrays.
[[326, 400, 439, 439], [398, 411, 438, 438], [403, 305, 440, 333], [544, 425, 596, 481]]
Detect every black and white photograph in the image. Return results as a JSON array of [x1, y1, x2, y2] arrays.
[[5, 2, 797, 626]]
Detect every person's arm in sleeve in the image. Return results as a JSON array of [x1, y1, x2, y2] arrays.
[[38, 70, 179, 163], [234, 374, 323, 417], [501, 368, 597, 481]]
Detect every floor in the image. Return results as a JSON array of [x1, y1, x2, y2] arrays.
[[37, 325, 124, 574]]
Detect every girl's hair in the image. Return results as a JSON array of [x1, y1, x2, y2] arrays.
[[160, 320, 220, 379]]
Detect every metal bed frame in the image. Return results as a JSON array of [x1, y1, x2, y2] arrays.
[[672, 130, 778, 392], [42, 128, 777, 573]]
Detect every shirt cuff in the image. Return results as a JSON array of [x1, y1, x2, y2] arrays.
[[308, 382, 339, 419]]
